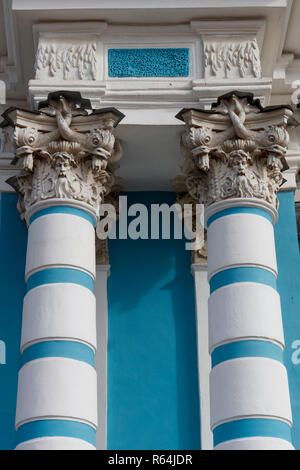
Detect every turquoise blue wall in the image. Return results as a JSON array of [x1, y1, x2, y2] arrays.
[[0, 193, 27, 450], [275, 190, 300, 449], [107, 192, 201, 450], [1, 190, 300, 450]]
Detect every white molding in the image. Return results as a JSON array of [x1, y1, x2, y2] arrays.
[[191, 19, 266, 51], [0, 0, 20, 91], [95, 264, 110, 450], [11, 0, 290, 10], [27, 21, 272, 110], [191, 263, 213, 450], [32, 21, 108, 51]]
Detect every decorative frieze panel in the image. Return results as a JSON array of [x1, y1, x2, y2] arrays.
[[35, 41, 98, 81], [176, 91, 294, 209], [28, 20, 270, 111], [203, 39, 261, 80]]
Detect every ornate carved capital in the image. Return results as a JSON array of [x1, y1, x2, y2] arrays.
[[176, 91, 295, 209], [3, 91, 124, 222], [173, 174, 207, 265]]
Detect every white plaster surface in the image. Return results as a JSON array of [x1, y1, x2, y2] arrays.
[[15, 357, 98, 429], [21, 283, 97, 352], [210, 357, 292, 429], [25, 213, 96, 279], [207, 213, 277, 279], [16, 436, 96, 450], [208, 282, 284, 351], [214, 436, 294, 450]]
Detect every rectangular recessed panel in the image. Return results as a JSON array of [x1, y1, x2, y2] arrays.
[[108, 48, 189, 77]]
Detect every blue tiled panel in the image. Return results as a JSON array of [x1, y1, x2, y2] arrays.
[[108, 48, 189, 77]]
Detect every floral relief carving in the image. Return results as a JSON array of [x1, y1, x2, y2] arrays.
[[204, 39, 261, 79], [35, 42, 98, 80]]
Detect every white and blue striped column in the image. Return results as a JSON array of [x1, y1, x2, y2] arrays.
[[206, 197, 294, 450], [15, 199, 98, 450]]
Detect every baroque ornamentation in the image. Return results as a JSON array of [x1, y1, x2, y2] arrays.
[[95, 179, 122, 265], [204, 39, 261, 79], [35, 42, 97, 80], [173, 175, 207, 264], [4, 91, 124, 221], [176, 92, 294, 209]]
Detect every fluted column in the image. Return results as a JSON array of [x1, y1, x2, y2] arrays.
[[177, 91, 295, 450], [4, 91, 123, 450]]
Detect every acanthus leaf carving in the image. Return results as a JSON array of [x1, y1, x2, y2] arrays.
[[177, 92, 294, 210], [35, 41, 98, 81], [4, 91, 124, 222], [204, 39, 262, 80]]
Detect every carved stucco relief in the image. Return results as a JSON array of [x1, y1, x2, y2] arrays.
[[35, 40, 98, 81], [3, 91, 123, 221], [175, 92, 293, 214], [203, 39, 261, 79]]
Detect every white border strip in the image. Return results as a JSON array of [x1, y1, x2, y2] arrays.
[[191, 263, 213, 450], [94, 264, 110, 450]]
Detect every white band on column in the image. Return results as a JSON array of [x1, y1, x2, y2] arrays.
[[25, 212, 96, 280], [208, 282, 284, 351], [15, 357, 98, 429], [207, 212, 277, 279], [21, 283, 97, 352]]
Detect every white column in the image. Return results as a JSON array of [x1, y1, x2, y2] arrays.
[[176, 91, 295, 450], [5, 91, 123, 450], [206, 198, 293, 450], [15, 200, 98, 450]]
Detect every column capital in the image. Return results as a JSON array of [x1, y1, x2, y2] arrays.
[[3, 90, 124, 223], [176, 91, 295, 210]]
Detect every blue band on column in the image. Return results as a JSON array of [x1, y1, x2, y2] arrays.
[[16, 419, 96, 447], [211, 340, 283, 368], [21, 341, 95, 367], [210, 267, 277, 294], [207, 207, 273, 227], [29, 206, 95, 226], [26, 268, 94, 293], [213, 418, 292, 447]]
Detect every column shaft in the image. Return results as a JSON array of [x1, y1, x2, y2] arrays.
[[206, 199, 293, 450], [15, 203, 98, 450], [4, 91, 123, 450]]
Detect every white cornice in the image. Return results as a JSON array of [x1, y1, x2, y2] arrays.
[[12, 0, 289, 10], [191, 19, 266, 50], [0, 0, 22, 90]]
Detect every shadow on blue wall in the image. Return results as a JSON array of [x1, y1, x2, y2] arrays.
[[0, 193, 27, 450], [107, 192, 201, 450]]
